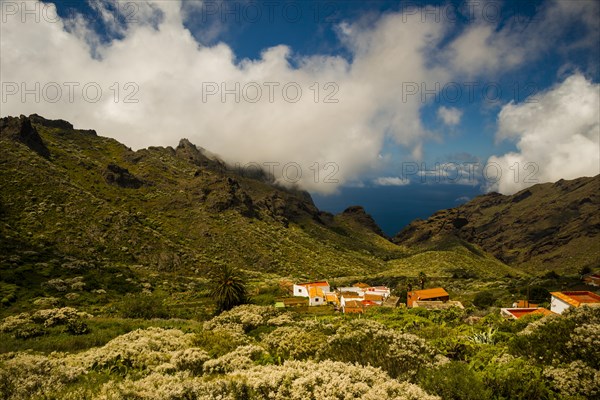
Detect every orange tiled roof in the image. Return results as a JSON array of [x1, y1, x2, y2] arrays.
[[412, 288, 449, 299], [505, 307, 554, 319], [325, 293, 339, 303], [308, 287, 324, 298], [364, 293, 384, 301], [551, 291, 600, 307], [353, 282, 370, 289], [341, 294, 362, 300]]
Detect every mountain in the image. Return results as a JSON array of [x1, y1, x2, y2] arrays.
[[0, 114, 403, 280], [393, 176, 600, 273]]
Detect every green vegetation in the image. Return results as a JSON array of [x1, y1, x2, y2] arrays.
[[1, 115, 599, 399], [0, 304, 598, 399], [209, 265, 248, 313]]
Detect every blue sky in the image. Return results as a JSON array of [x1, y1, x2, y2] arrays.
[[2, 0, 599, 234]]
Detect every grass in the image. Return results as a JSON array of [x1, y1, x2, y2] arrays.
[[0, 317, 203, 354]]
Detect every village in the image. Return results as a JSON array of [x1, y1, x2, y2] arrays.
[[277, 273, 600, 319]]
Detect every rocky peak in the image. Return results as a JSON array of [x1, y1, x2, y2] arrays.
[[0, 115, 50, 158], [340, 205, 387, 238]]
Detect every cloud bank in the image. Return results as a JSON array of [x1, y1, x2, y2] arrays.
[[0, 0, 597, 194], [486, 74, 600, 194]]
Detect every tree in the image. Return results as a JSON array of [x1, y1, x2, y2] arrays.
[[473, 291, 495, 309], [418, 272, 427, 290], [209, 265, 247, 313]]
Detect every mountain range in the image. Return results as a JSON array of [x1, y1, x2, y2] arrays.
[[1, 114, 598, 282]]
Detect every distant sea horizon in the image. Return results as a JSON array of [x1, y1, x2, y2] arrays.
[[312, 184, 483, 237]]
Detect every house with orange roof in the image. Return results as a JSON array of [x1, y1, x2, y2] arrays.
[[342, 300, 364, 314], [501, 307, 554, 319], [550, 291, 600, 314], [365, 286, 391, 298], [325, 292, 340, 305], [339, 293, 362, 307], [363, 293, 385, 305], [293, 281, 330, 298], [407, 288, 449, 307]]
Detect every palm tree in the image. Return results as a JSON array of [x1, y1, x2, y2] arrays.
[[209, 265, 247, 313], [418, 272, 427, 290]]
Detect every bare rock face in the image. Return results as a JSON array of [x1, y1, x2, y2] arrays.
[[103, 163, 145, 189], [393, 175, 600, 271], [0, 115, 50, 158]]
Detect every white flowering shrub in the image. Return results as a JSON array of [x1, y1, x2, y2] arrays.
[[0, 313, 34, 333], [32, 296, 60, 307], [42, 278, 68, 292], [0, 308, 91, 338], [203, 344, 267, 374], [79, 327, 195, 373], [263, 325, 327, 360], [567, 323, 600, 367], [265, 312, 296, 326], [512, 306, 600, 367], [171, 348, 211, 375], [203, 304, 280, 332], [545, 360, 600, 398], [32, 307, 92, 327], [97, 360, 439, 400], [321, 319, 439, 380], [0, 353, 85, 400]]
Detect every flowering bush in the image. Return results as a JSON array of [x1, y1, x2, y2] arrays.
[[567, 323, 600, 368], [171, 348, 211, 375], [321, 319, 439, 380], [263, 325, 327, 360], [97, 360, 439, 400], [511, 307, 600, 367], [545, 360, 600, 398], [203, 344, 267, 374], [0, 353, 84, 400], [79, 327, 195, 372], [32, 307, 92, 327], [203, 304, 280, 333], [0, 307, 92, 338]]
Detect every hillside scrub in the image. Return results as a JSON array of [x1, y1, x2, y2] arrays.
[[0, 305, 598, 399]]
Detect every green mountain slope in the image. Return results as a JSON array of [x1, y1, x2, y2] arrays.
[[1, 115, 408, 279], [393, 176, 600, 273]]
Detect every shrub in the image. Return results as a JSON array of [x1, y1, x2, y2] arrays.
[[473, 291, 495, 309], [98, 360, 439, 400], [119, 293, 170, 319], [263, 324, 328, 361], [418, 361, 491, 400], [545, 360, 600, 398], [477, 355, 552, 399], [320, 319, 438, 380], [510, 307, 600, 366]]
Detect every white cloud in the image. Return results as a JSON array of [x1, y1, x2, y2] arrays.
[[486, 73, 600, 194], [443, 0, 599, 77], [373, 177, 410, 186], [437, 106, 462, 126], [0, 0, 596, 195], [0, 0, 449, 194]]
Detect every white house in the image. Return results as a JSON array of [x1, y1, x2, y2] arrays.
[[293, 281, 330, 297], [364, 286, 391, 299], [293, 281, 330, 306], [308, 287, 325, 306], [550, 291, 600, 314]]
